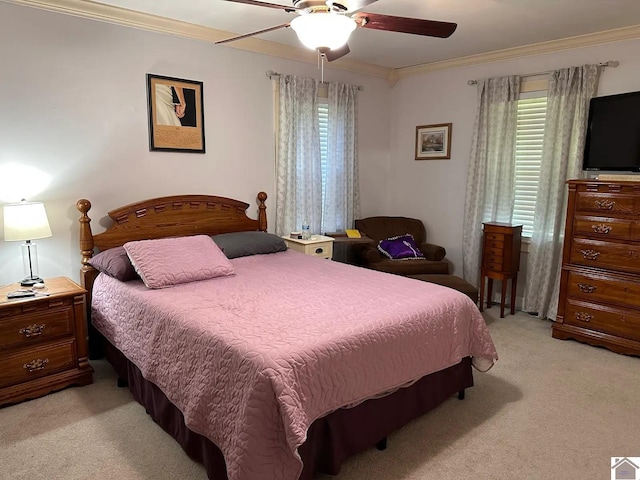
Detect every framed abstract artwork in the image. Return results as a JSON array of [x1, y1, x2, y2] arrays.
[[415, 123, 452, 160], [146, 74, 205, 153]]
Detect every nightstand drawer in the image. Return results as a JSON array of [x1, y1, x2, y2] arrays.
[[0, 339, 76, 387], [305, 241, 333, 258], [0, 307, 73, 350]]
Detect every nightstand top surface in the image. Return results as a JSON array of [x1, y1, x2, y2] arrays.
[[0, 277, 85, 307], [283, 234, 334, 245]]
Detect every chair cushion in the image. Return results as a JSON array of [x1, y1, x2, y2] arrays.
[[369, 258, 449, 276]]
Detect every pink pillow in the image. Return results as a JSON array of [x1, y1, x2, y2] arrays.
[[123, 235, 234, 289]]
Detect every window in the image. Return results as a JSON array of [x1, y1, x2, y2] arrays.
[[317, 101, 329, 211], [513, 93, 547, 237]]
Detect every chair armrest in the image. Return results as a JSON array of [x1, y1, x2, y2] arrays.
[[355, 243, 383, 264], [419, 242, 446, 261]]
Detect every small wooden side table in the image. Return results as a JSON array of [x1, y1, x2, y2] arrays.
[[0, 277, 93, 407], [479, 222, 522, 318]]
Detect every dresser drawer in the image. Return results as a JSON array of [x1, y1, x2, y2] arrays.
[[483, 239, 504, 250], [564, 299, 640, 342], [0, 307, 73, 350], [0, 339, 76, 387], [484, 246, 504, 257], [570, 238, 640, 274], [575, 192, 639, 215], [573, 216, 638, 241], [482, 254, 503, 266], [566, 271, 640, 309], [484, 232, 505, 242]]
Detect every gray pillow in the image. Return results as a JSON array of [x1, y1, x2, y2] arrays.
[[212, 232, 287, 259], [89, 246, 139, 281]]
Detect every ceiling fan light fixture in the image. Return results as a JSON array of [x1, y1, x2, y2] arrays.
[[290, 12, 356, 51]]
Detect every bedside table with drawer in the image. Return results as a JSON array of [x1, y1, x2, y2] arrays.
[[283, 235, 335, 259], [0, 277, 93, 407]]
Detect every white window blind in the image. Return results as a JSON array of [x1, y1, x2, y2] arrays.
[[513, 94, 547, 237], [318, 101, 329, 204]]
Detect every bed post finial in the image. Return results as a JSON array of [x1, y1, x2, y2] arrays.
[[257, 192, 267, 232], [76, 199, 95, 271]]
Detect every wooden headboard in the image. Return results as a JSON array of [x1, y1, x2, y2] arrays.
[[76, 192, 267, 296]]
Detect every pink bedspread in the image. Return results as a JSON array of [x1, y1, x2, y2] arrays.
[[92, 250, 497, 480]]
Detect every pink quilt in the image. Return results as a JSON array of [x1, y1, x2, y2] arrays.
[[91, 250, 497, 480]]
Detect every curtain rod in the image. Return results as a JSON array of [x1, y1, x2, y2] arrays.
[[466, 60, 619, 85], [266, 70, 364, 91]]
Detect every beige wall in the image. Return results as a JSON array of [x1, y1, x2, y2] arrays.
[[0, 2, 391, 285]]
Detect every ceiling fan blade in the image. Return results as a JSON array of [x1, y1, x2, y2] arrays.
[[215, 23, 290, 44], [327, 0, 378, 13], [325, 43, 350, 61], [220, 0, 297, 12], [353, 12, 457, 38]]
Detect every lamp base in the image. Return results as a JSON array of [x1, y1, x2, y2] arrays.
[[20, 276, 44, 287]]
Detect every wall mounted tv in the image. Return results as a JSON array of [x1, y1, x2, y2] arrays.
[[583, 90, 640, 172]]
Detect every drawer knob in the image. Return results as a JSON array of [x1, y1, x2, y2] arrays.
[[315, 247, 324, 254], [577, 284, 596, 294], [23, 358, 49, 373], [19, 324, 45, 338], [591, 224, 611, 234], [595, 199, 615, 210], [575, 312, 592, 322], [580, 249, 600, 260]]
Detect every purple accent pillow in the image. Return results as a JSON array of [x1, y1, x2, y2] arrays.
[[378, 234, 425, 260], [124, 235, 235, 289], [89, 246, 139, 282]]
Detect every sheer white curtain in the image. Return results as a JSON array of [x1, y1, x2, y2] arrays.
[[275, 74, 359, 236], [275, 75, 322, 236], [462, 75, 521, 287], [524, 64, 601, 319], [322, 82, 360, 234]]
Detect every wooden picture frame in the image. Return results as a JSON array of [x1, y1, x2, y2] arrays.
[[146, 74, 205, 153], [415, 123, 452, 160]]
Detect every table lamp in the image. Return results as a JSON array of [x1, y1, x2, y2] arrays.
[[3, 200, 52, 286]]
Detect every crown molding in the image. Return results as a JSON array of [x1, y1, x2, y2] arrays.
[[4, 0, 392, 79], [394, 24, 640, 80], [5, 0, 640, 84]]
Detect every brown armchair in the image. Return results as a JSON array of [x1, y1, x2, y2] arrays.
[[353, 216, 449, 276]]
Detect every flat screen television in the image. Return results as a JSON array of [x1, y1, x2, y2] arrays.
[[582, 90, 640, 172]]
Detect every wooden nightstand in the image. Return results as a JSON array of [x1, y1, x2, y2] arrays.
[[0, 277, 93, 407], [283, 235, 334, 259]]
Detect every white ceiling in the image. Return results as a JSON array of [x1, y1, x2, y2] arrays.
[[21, 0, 640, 70]]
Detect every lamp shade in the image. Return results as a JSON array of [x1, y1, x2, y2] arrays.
[[3, 201, 52, 242], [290, 12, 356, 51]]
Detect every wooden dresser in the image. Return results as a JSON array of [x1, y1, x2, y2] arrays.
[[554, 179, 640, 355], [479, 222, 522, 318], [0, 277, 93, 406]]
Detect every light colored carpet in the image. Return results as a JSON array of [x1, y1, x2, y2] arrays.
[[1, 309, 638, 479]]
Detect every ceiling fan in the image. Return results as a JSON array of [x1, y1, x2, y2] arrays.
[[215, 0, 457, 62]]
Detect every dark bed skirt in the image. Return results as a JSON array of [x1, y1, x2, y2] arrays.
[[103, 340, 473, 479]]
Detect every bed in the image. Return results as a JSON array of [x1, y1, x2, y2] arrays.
[[76, 192, 497, 480]]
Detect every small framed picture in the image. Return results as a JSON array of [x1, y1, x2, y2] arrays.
[[415, 123, 452, 160], [146, 74, 205, 153]]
